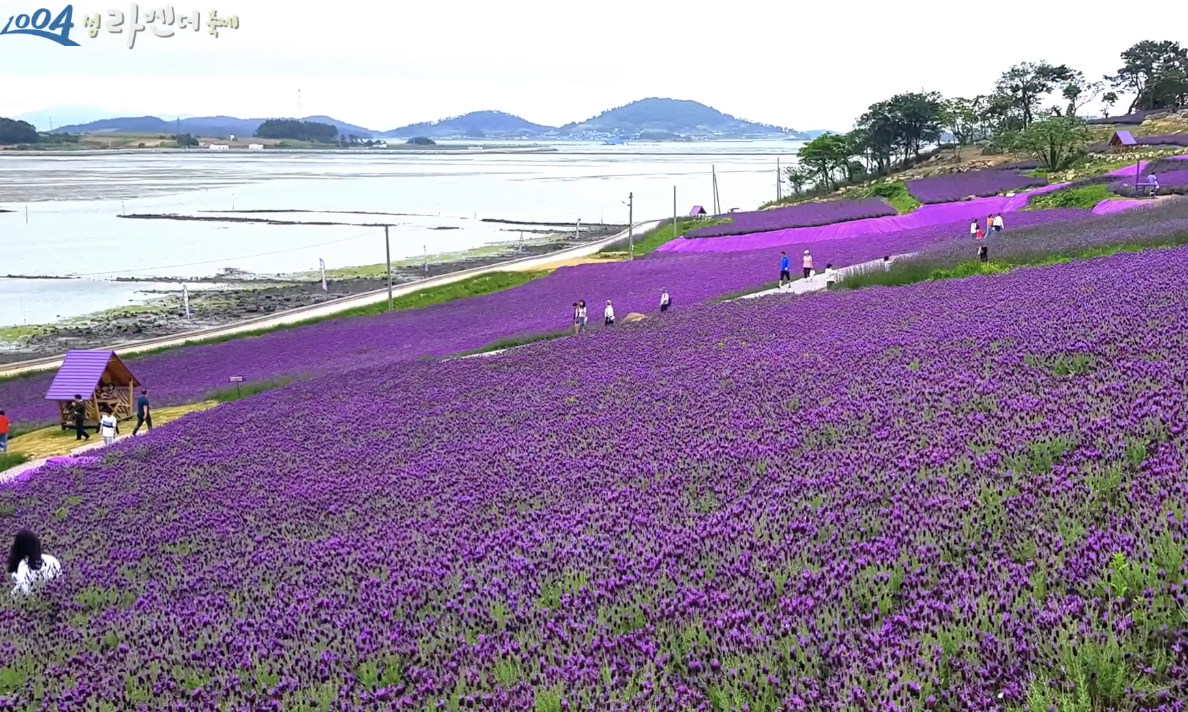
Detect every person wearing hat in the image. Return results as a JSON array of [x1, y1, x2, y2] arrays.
[[659, 289, 671, 312], [802, 250, 814, 280]]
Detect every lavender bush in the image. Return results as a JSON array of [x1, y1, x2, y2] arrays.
[[685, 199, 897, 239], [907, 171, 1048, 204], [1, 247, 1187, 710]]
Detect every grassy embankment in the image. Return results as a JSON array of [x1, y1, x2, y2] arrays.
[[855, 180, 921, 214]]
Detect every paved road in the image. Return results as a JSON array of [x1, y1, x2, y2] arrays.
[[733, 253, 918, 301], [0, 220, 663, 379]]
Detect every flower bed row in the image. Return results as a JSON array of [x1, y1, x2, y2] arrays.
[[2, 245, 1187, 710], [906, 170, 1048, 204], [685, 198, 897, 238]]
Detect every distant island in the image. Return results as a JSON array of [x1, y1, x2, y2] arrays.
[[28, 99, 831, 144]]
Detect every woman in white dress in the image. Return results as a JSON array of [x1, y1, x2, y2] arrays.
[[7, 530, 62, 597]]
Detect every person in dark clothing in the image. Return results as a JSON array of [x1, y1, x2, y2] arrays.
[[71, 395, 90, 441], [132, 389, 152, 435], [978, 244, 988, 263]]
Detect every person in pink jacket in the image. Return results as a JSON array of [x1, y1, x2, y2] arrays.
[[802, 250, 814, 279]]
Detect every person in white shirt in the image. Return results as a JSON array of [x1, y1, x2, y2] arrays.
[[992, 214, 1004, 232], [970, 219, 978, 238], [99, 408, 119, 446], [882, 256, 892, 272], [576, 300, 588, 333], [7, 530, 61, 598], [822, 264, 839, 289], [1147, 173, 1159, 197], [659, 289, 671, 312], [604, 300, 615, 326]]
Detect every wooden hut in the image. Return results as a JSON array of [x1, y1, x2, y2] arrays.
[[689, 205, 708, 219], [1109, 131, 1137, 151], [45, 351, 140, 428]]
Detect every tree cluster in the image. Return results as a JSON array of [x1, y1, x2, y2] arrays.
[[254, 119, 338, 142], [782, 40, 1188, 198], [0, 118, 39, 145]]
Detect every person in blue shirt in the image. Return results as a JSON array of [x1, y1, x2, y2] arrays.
[[132, 389, 152, 435], [779, 251, 791, 287]]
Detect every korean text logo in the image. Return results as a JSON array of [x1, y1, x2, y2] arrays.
[[1, 4, 238, 48]]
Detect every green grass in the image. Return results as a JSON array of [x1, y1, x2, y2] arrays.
[[205, 377, 296, 403], [0, 453, 30, 475], [1024, 184, 1114, 211], [856, 180, 921, 214], [453, 330, 571, 358], [617, 218, 732, 256]]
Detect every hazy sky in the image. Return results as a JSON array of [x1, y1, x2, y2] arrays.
[[1, 0, 1179, 131]]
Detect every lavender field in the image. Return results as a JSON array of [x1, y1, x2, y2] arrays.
[[2, 245, 1187, 710], [0, 209, 1102, 426]]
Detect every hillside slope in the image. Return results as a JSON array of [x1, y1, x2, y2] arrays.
[[561, 97, 786, 136], [382, 110, 552, 138]]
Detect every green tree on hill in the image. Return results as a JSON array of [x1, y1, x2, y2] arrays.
[[995, 61, 1076, 129], [255, 119, 338, 142], [1108, 40, 1188, 113], [853, 92, 944, 176], [1006, 116, 1090, 171], [0, 117, 39, 145]]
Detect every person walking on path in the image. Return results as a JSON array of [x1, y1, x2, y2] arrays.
[[575, 301, 588, 333], [660, 289, 671, 313], [99, 407, 119, 446], [71, 395, 90, 441], [571, 303, 580, 334], [779, 251, 791, 287], [883, 256, 892, 272], [969, 219, 979, 239], [7, 530, 62, 598], [993, 214, 1004, 232], [802, 250, 814, 280], [0, 410, 9, 454], [604, 300, 615, 326], [132, 390, 152, 435], [978, 244, 989, 263]]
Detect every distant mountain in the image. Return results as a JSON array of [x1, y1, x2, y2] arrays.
[[560, 98, 787, 137], [52, 115, 376, 138], [381, 111, 553, 138], [15, 107, 127, 131]]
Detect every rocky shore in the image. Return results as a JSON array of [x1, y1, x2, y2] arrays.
[[0, 229, 621, 364]]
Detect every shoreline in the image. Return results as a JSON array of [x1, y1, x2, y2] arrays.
[[0, 229, 623, 363]]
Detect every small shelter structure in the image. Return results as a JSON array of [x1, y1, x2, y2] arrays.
[[45, 351, 140, 428], [1109, 131, 1137, 151], [689, 205, 708, 218]]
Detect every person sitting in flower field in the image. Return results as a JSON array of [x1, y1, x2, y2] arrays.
[[7, 530, 62, 598]]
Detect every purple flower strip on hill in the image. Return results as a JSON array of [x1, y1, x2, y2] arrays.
[[2, 246, 1186, 710], [907, 170, 1048, 204], [685, 198, 896, 238]]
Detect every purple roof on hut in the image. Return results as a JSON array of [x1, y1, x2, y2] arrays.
[[45, 350, 138, 401], [1112, 131, 1137, 146], [689, 206, 707, 216]]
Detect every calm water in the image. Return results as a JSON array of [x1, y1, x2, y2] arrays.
[[0, 140, 801, 325]]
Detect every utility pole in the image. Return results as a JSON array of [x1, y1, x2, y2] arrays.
[[575, 218, 580, 241], [627, 192, 634, 260], [672, 185, 677, 237], [776, 158, 782, 203], [423, 245, 428, 274], [385, 226, 393, 311]]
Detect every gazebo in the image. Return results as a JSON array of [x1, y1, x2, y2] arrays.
[[45, 351, 140, 428], [1109, 131, 1137, 151]]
